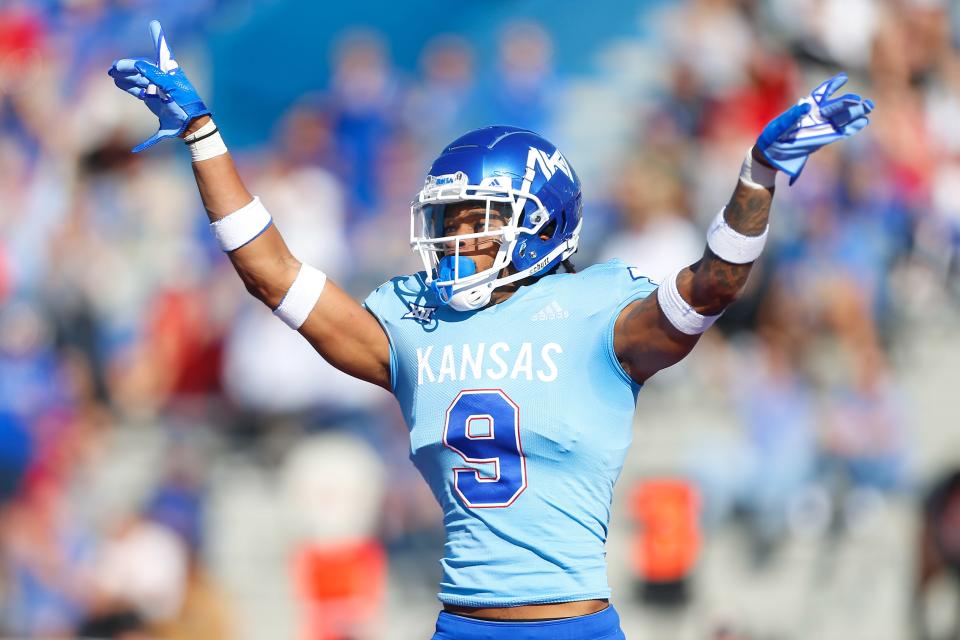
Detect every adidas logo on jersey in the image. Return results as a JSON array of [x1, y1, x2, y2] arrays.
[[531, 301, 569, 321]]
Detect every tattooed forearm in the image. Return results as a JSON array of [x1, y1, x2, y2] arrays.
[[722, 172, 773, 236], [683, 148, 774, 315]]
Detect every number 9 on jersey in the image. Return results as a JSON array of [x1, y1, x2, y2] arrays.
[[442, 389, 527, 508]]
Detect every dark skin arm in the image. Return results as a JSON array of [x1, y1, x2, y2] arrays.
[[613, 147, 774, 383], [182, 116, 392, 390]]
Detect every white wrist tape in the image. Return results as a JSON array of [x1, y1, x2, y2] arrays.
[[739, 148, 777, 190], [210, 197, 272, 252], [657, 269, 721, 335], [184, 119, 228, 162], [707, 207, 768, 264], [273, 263, 327, 330]]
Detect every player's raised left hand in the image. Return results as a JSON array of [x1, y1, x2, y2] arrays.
[[756, 73, 874, 184], [108, 20, 211, 153]]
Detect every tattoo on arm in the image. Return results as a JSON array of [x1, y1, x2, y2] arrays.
[[618, 152, 776, 383], [723, 179, 773, 236], [686, 170, 774, 315]]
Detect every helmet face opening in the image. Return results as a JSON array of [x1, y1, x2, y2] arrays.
[[409, 126, 583, 311], [418, 200, 512, 254]]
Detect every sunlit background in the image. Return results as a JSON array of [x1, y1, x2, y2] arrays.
[[2, 0, 960, 638]]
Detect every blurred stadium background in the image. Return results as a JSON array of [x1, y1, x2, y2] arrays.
[[2, 0, 960, 638]]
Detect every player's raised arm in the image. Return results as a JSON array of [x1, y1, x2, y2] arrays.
[[108, 21, 392, 390], [614, 73, 874, 384]]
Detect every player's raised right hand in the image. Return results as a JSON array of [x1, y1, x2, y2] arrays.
[[108, 20, 211, 153]]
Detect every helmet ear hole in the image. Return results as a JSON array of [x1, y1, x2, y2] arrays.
[[539, 219, 557, 240], [522, 199, 546, 228]]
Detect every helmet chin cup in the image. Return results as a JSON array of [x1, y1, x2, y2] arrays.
[[433, 256, 494, 311], [430, 279, 494, 311], [448, 284, 493, 312]]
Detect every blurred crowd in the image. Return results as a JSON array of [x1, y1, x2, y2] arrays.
[[1, 0, 959, 638]]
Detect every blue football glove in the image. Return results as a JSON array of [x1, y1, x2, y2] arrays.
[[108, 20, 210, 153], [756, 73, 874, 185]]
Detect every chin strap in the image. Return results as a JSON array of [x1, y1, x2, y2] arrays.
[[492, 231, 578, 289], [442, 239, 574, 311]]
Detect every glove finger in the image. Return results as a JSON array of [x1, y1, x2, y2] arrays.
[[134, 59, 167, 86], [132, 132, 163, 154], [820, 98, 863, 122], [109, 57, 151, 76], [812, 72, 848, 103], [113, 76, 150, 98], [115, 80, 147, 99], [757, 102, 812, 149], [149, 20, 179, 72], [820, 93, 863, 111], [132, 125, 183, 153], [842, 101, 868, 122], [823, 97, 873, 127], [112, 73, 150, 89], [841, 116, 870, 136], [772, 103, 812, 138]]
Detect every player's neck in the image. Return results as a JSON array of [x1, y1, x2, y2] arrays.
[[489, 286, 518, 306], [487, 267, 535, 306]]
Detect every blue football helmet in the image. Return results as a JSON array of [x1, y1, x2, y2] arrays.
[[411, 125, 583, 311]]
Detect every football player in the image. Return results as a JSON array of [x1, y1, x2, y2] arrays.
[[109, 21, 873, 640]]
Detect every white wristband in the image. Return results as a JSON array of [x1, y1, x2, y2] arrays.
[[657, 269, 720, 335], [739, 148, 777, 190], [707, 207, 768, 264], [274, 263, 327, 330], [210, 196, 272, 252], [184, 119, 227, 162]]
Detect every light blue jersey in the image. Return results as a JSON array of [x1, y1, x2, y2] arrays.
[[364, 259, 657, 607]]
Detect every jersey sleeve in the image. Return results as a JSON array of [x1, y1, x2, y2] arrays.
[[361, 279, 389, 319], [615, 263, 659, 307], [362, 279, 400, 393], [597, 260, 660, 387]]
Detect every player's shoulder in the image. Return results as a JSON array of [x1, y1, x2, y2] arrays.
[[552, 259, 658, 296], [582, 258, 656, 282], [369, 271, 430, 297], [531, 259, 658, 317], [364, 271, 437, 316]]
